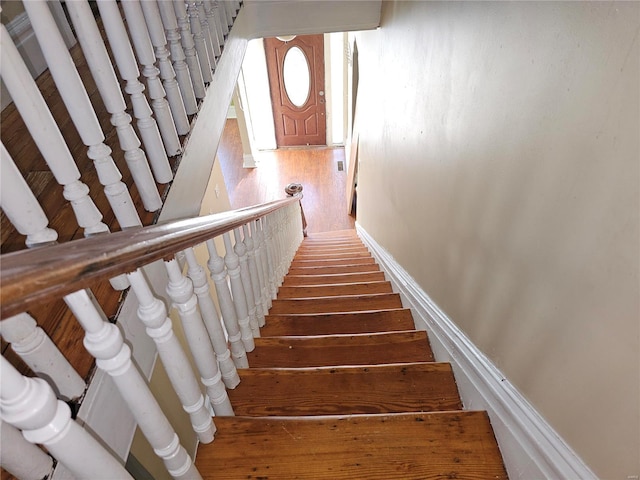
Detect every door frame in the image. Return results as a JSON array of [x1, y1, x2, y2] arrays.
[[236, 34, 347, 154]]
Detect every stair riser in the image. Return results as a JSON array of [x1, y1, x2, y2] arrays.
[[287, 264, 380, 275], [290, 257, 375, 267], [294, 249, 370, 258], [276, 282, 393, 298], [269, 293, 402, 314], [282, 271, 386, 286]]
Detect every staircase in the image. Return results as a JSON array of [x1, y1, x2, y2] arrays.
[[195, 230, 508, 479]]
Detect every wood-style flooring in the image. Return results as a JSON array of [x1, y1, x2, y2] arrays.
[[217, 119, 355, 234]]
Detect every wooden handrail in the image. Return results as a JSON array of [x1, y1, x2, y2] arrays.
[[0, 197, 300, 319]]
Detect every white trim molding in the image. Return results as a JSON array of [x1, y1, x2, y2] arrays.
[[356, 224, 598, 480]]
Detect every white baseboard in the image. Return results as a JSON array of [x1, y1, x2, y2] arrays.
[[356, 224, 598, 480], [242, 153, 257, 168]]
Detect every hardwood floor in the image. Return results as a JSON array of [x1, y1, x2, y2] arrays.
[[216, 119, 355, 234]]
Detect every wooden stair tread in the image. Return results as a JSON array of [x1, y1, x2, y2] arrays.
[[294, 251, 371, 260], [276, 281, 393, 298], [196, 412, 508, 479], [261, 309, 416, 336], [282, 271, 386, 286], [269, 293, 403, 314], [248, 330, 434, 367], [228, 363, 462, 416]]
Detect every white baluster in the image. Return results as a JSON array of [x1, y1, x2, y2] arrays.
[[65, 0, 162, 212], [214, 1, 229, 37], [205, 239, 250, 367], [140, 0, 190, 135], [174, 0, 206, 99], [254, 218, 271, 311], [233, 228, 259, 337], [0, 26, 107, 239], [63, 289, 202, 479], [157, 0, 198, 115], [197, 1, 219, 66], [165, 259, 234, 416], [184, 247, 240, 388], [0, 420, 53, 480], [223, 232, 255, 350], [222, 1, 234, 27], [262, 215, 278, 300], [127, 269, 215, 442], [201, 1, 221, 59], [244, 223, 266, 326], [0, 313, 85, 402], [187, 2, 213, 83], [0, 357, 133, 480], [0, 144, 57, 247], [97, 0, 173, 184], [121, 0, 182, 157], [24, 0, 142, 230]]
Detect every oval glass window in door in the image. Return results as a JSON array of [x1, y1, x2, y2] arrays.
[[283, 46, 310, 107]]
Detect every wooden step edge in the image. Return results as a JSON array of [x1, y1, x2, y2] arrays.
[[264, 306, 409, 318], [239, 361, 452, 375], [253, 329, 425, 342], [282, 271, 387, 285]]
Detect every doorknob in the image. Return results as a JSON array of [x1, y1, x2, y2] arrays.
[[319, 91, 324, 96]]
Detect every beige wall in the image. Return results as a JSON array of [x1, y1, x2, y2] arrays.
[[354, 2, 639, 478], [0, 1, 24, 24]]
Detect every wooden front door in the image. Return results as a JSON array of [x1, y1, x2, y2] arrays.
[[265, 35, 326, 147]]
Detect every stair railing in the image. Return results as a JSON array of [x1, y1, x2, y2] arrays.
[[1, 195, 305, 479]]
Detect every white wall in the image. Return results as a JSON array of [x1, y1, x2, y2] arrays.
[[354, 2, 639, 479]]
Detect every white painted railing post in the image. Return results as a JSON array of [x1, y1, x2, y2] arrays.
[[262, 215, 278, 300], [0, 313, 86, 402], [243, 223, 266, 327], [184, 247, 240, 388], [221, 1, 234, 28], [97, 0, 173, 184], [205, 239, 250, 367], [223, 232, 255, 350], [174, 0, 206, 99], [65, 0, 162, 212], [0, 420, 53, 480], [187, 2, 213, 82], [195, 0, 220, 66], [0, 356, 133, 480], [0, 144, 58, 247], [23, 0, 142, 231], [213, 1, 229, 37], [121, 0, 182, 157], [233, 228, 260, 337], [140, 0, 190, 135], [63, 289, 202, 479], [157, 0, 198, 115], [0, 25, 108, 239], [127, 268, 215, 442], [253, 219, 271, 312], [203, 1, 222, 58], [164, 259, 234, 416]]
